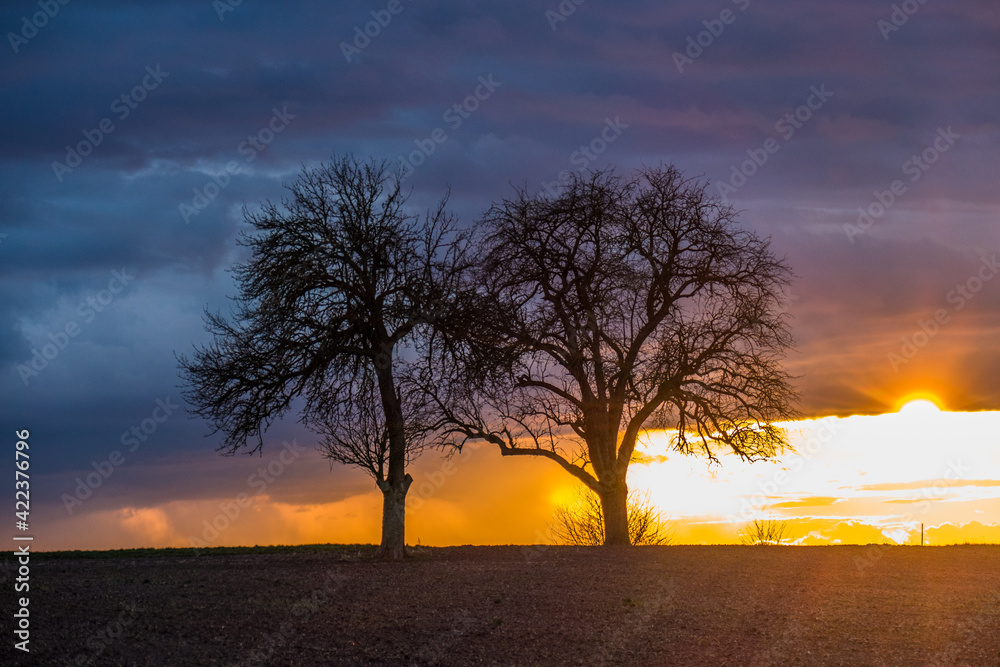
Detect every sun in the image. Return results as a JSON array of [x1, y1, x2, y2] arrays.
[[897, 395, 943, 415]]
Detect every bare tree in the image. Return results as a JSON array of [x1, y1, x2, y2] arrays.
[[552, 488, 673, 546], [739, 519, 789, 546], [178, 155, 468, 559], [428, 165, 797, 545]]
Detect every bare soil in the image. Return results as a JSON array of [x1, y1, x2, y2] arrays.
[[7, 545, 1000, 666]]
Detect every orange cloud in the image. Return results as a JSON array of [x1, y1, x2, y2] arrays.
[[771, 496, 840, 508], [857, 479, 1000, 491], [926, 521, 1000, 545], [791, 519, 911, 546], [883, 497, 959, 504]]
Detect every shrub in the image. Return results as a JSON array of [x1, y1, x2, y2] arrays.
[[739, 518, 789, 545], [552, 488, 674, 546]]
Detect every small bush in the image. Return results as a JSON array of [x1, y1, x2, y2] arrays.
[[739, 519, 789, 545], [551, 488, 674, 546]]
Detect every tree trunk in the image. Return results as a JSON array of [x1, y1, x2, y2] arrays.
[[376, 474, 412, 559], [600, 477, 630, 546], [374, 346, 411, 560]]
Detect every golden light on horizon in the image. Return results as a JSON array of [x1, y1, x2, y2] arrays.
[[627, 405, 1000, 546], [35, 404, 1000, 551]]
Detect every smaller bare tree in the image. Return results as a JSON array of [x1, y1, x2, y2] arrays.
[[739, 518, 789, 545], [552, 488, 674, 546], [178, 155, 471, 560]]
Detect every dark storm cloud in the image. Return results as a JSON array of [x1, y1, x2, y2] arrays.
[[0, 0, 998, 527]]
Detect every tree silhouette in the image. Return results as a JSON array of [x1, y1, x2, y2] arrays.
[[427, 165, 797, 545], [552, 488, 674, 546], [739, 518, 789, 546], [178, 155, 469, 559]]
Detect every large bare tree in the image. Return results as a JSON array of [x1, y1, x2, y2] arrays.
[[428, 165, 797, 545], [179, 155, 468, 559]]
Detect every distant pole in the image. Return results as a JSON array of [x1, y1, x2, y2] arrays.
[[921, 523, 924, 546]]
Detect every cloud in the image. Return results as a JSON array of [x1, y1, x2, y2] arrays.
[[926, 521, 1000, 545], [858, 479, 1000, 492], [792, 519, 911, 546], [883, 497, 959, 504], [770, 496, 840, 508]]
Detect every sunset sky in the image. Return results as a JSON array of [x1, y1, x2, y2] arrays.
[[1, 1, 998, 550]]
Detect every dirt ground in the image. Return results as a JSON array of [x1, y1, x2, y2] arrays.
[[6, 545, 1000, 666]]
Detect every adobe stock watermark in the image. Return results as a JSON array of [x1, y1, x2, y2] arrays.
[[411, 610, 478, 665], [240, 571, 345, 667], [539, 116, 629, 197], [179, 105, 296, 223], [877, 0, 929, 40], [189, 440, 306, 548], [888, 254, 999, 372], [16, 268, 135, 386], [51, 65, 170, 182], [928, 588, 1000, 666], [672, 0, 751, 73], [773, 285, 801, 318], [592, 577, 677, 666], [716, 84, 833, 202], [340, 0, 413, 63], [855, 458, 971, 574], [545, 0, 588, 31], [844, 126, 960, 243], [61, 397, 178, 514], [398, 75, 502, 180], [729, 416, 842, 522], [69, 601, 138, 666], [213, 0, 243, 21], [406, 446, 475, 511], [7, 0, 70, 54], [520, 524, 561, 562]]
